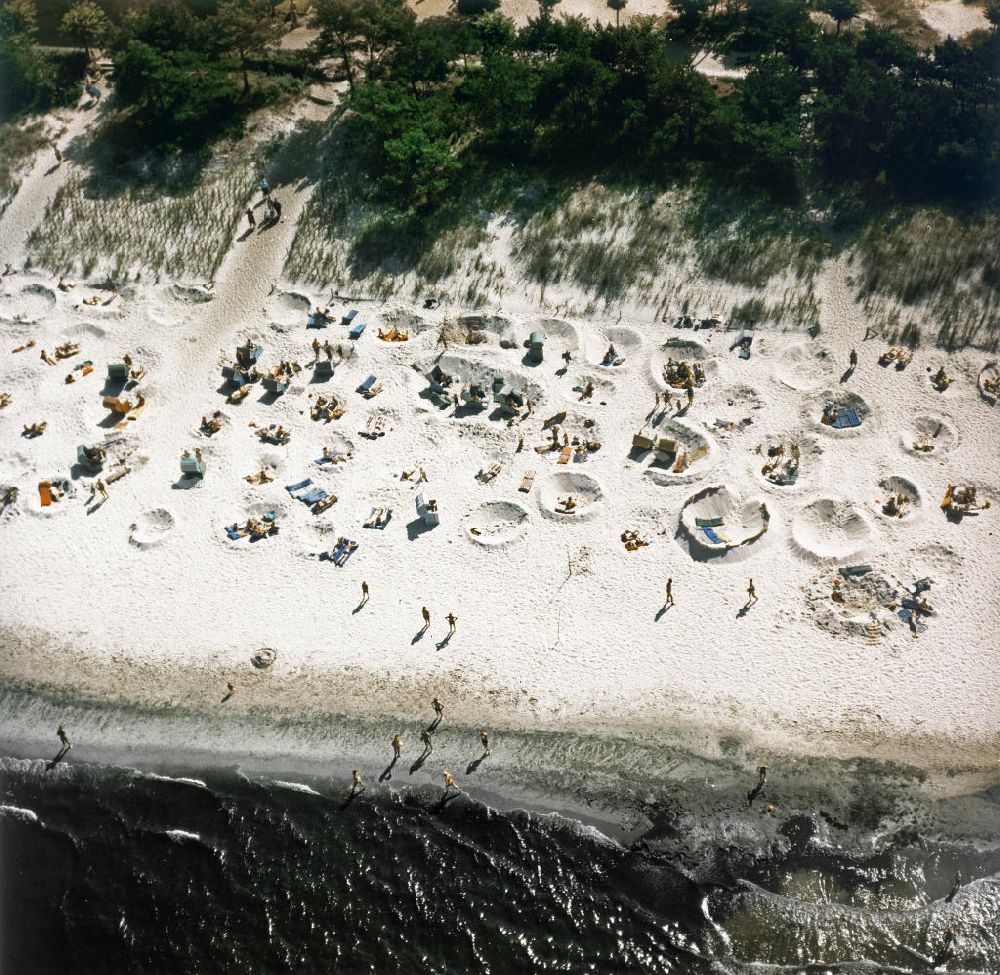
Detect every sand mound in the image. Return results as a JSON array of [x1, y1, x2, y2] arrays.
[[791, 498, 875, 564], [900, 415, 958, 459], [66, 320, 108, 340], [462, 500, 529, 546], [678, 485, 770, 559], [585, 326, 642, 367], [170, 283, 213, 304], [537, 471, 603, 521], [129, 508, 175, 549], [381, 305, 427, 335], [528, 317, 579, 352], [875, 476, 922, 521], [775, 343, 835, 390]]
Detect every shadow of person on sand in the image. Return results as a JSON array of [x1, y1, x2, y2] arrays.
[[431, 792, 460, 814], [840, 367, 855, 384], [339, 788, 362, 811], [379, 756, 398, 783], [45, 746, 70, 771], [466, 755, 486, 775], [655, 604, 674, 622], [409, 752, 430, 775], [736, 602, 754, 619], [237, 227, 254, 243], [411, 625, 428, 644], [436, 634, 452, 651]]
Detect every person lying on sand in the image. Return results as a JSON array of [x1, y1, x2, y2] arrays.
[[40, 348, 56, 365], [58, 276, 74, 291], [82, 296, 100, 306]]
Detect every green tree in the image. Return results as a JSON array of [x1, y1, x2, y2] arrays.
[[61, 1, 111, 58], [986, 0, 1000, 31], [606, 0, 627, 30], [537, 0, 562, 21], [0, 0, 37, 40], [215, 0, 278, 94], [822, 0, 861, 35], [311, 0, 360, 90]]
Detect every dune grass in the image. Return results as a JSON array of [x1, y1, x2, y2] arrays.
[[852, 209, 1000, 349], [0, 119, 49, 219], [26, 134, 276, 280]]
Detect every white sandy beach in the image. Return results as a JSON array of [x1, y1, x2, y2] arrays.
[[1, 16, 999, 776]]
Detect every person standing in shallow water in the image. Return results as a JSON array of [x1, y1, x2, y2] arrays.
[[57, 725, 71, 750], [392, 734, 402, 759], [479, 731, 491, 756], [351, 770, 365, 795], [442, 772, 459, 796], [420, 729, 433, 754], [432, 697, 444, 722]]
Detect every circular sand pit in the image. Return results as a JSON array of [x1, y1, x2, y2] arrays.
[[900, 415, 958, 459], [585, 326, 642, 368], [756, 434, 819, 489], [643, 419, 716, 483], [16, 284, 57, 319], [650, 339, 718, 390], [791, 498, 875, 564], [810, 390, 871, 435], [251, 647, 277, 669], [537, 471, 603, 521], [874, 476, 922, 522], [129, 508, 175, 548], [267, 290, 311, 326], [527, 317, 579, 353], [979, 363, 999, 405], [679, 485, 770, 558], [775, 343, 835, 390], [462, 501, 529, 546], [170, 283, 213, 304]]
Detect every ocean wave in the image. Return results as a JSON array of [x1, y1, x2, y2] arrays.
[[144, 772, 208, 789], [0, 804, 40, 823], [164, 829, 202, 842], [271, 780, 322, 796]]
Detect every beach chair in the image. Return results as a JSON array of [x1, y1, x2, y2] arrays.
[[357, 375, 377, 395], [307, 313, 329, 329], [236, 343, 263, 367], [349, 321, 366, 340], [655, 437, 676, 455], [732, 329, 754, 359], [107, 362, 129, 382], [479, 464, 501, 482], [528, 331, 544, 364], [38, 481, 53, 507], [632, 432, 655, 451], [695, 516, 724, 528], [180, 455, 205, 477], [342, 309, 358, 326], [262, 376, 288, 394], [557, 446, 572, 465], [363, 381, 383, 399], [543, 411, 567, 430], [519, 470, 536, 492]]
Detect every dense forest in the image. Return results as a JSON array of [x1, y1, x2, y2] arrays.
[[1, 0, 998, 207]]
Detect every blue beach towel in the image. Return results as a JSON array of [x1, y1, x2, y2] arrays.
[[830, 408, 861, 429], [285, 478, 312, 494], [225, 526, 244, 541], [701, 526, 724, 545], [300, 488, 327, 505]]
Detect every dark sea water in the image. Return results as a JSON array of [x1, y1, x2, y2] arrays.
[[2, 757, 999, 974]]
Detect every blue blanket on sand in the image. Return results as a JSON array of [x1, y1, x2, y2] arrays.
[[701, 526, 724, 545]]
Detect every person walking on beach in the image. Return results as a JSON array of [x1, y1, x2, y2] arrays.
[[392, 734, 403, 759], [442, 771, 459, 797], [479, 730, 491, 757], [271, 198, 282, 221], [351, 770, 365, 795], [421, 607, 431, 631], [420, 729, 433, 754], [311, 336, 321, 361], [446, 613, 457, 636], [259, 177, 270, 200], [946, 870, 962, 903], [432, 697, 444, 722], [57, 724, 71, 750], [361, 580, 369, 606], [849, 348, 858, 369], [52, 143, 62, 166], [747, 578, 757, 604], [665, 578, 674, 606], [246, 207, 255, 230]]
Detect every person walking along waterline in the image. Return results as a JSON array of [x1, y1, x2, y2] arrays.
[[446, 613, 457, 636], [351, 770, 365, 795], [57, 724, 71, 750], [392, 734, 402, 759], [421, 606, 431, 631], [420, 729, 433, 755], [432, 697, 444, 722], [479, 731, 491, 757], [442, 772, 459, 797]]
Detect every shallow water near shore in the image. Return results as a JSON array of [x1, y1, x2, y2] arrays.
[[2, 690, 1000, 973]]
